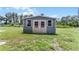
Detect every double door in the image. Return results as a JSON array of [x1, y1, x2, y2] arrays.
[[33, 20, 47, 33]]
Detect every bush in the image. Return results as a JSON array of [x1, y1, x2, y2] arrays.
[[56, 24, 72, 28]]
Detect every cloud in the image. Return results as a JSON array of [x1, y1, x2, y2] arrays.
[[25, 8, 34, 14], [22, 12, 29, 15], [13, 7, 27, 10], [13, 7, 21, 10], [0, 7, 37, 16], [50, 15, 58, 18], [13, 7, 35, 15]]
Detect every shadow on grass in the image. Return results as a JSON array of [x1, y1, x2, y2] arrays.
[[22, 32, 58, 36]]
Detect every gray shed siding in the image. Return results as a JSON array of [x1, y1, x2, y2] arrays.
[[47, 19, 56, 34], [23, 19, 32, 33], [23, 27, 32, 33], [47, 27, 56, 34]]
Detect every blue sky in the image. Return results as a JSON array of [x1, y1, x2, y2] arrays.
[[0, 7, 78, 18]]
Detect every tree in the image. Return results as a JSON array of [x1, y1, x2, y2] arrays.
[[11, 12, 18, 24], [18, 14, 23, 25], [5, 12, 18, 25], [0, 16, 6, 24], [5, 12, 12, 24], [61, 17, 66, 25], [59, 15, 79, 27]]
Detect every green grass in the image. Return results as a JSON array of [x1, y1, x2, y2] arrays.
[[0, 27, 79, 51]]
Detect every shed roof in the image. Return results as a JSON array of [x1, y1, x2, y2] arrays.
[[24, 16, 56, 20]]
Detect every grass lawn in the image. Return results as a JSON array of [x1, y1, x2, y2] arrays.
[[0, 27, 79, 51]]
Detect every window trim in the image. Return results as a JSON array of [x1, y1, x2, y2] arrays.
[[41, 21, 45, 28], [48, 20, 52, 26], [27, 20, 31, 26], [35, 21, 38, 28]]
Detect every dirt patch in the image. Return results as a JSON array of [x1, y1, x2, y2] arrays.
[[9, 38, 26, 44], [52, 39, 64, 51], [0, 40, 6, 45], [15, 38, 26, 43]]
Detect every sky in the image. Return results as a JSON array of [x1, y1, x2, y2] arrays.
[[0, 7, 78, 18]]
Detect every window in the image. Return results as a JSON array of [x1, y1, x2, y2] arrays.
[[41, 21, 44, 28], [48, 20, 51, 26], [27, 20, 31, 26], [35, 21, 38, 28]]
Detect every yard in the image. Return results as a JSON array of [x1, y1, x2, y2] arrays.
[[0, 27, 79, 51]]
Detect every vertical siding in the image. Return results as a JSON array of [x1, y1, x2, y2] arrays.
[[23, 19, 32, 33], [47, 19, 56, 34]]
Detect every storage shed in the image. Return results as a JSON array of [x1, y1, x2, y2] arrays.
[[23, 15, 56, 34]]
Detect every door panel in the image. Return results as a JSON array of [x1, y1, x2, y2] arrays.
[[33, 20, 47, 33]]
